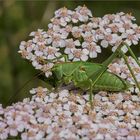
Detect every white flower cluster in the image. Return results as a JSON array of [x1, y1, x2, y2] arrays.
[[0, 87, 140, 140], [18, 6, 140, 78], [95, 12, 140, 52], [108, 56, 140, 93]]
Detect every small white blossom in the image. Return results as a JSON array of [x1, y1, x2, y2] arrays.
[[75, 5, 92, 22], [82, 42, 101, 58], [64, 39, 80, 54], [68, 48, 89, 61]]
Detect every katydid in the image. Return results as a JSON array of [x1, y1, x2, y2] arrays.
[[52, 61, 129, 91], [49, 44, 140, 106]]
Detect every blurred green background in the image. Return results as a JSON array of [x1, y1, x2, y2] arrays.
[[0, 0, 140, 106]]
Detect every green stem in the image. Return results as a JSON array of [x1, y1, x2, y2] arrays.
[[126, 44, 140, 67], [120, 50, 140, 92]]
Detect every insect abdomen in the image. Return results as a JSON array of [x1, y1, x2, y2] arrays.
[[94, 73, 128, 91]]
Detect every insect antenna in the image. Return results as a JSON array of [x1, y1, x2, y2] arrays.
[[6, 71, 44, 106]]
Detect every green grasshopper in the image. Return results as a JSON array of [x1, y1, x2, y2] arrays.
[[42, 44, 140, 106]]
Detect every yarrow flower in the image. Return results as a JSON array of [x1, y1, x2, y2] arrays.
[[82, 41, 101, 58], [68, 48, 89, 61], [19, 6, 140, 78], [1, 87, 140, 139]]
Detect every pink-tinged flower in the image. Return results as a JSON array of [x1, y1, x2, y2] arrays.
[[8, 120, 24, 136], [59, 28, 69, 39], [127, 130, 138, 140], [22, 52, 34, 61], [95, 133, 104, 140], [94, 29, 104, 40], [19, 40, 34, 52], [72, 26, 82, 38], [48, 24, 60, 34], [102, 13, 116, 23], [59, 90, 69, 98], [123, 31, 139, 46], [113, 13, 122, 23], [75, 5, 92, 22], [118, 22, 132, 33], [82, 42, 101, 58], [101, 33, 120, 48], [21, 130, 45, 140], [71, 11, 79, 23], [134, 26, 140, 39], [35, 112, 48, 123], [68, 48, 89, 61], [50, 17, 61, 26], [50, 33, 66, 48], [41, 63, 54, 77], [54, 7, 72, 26], [30, 29, 47, 37], [65, 25, 73, 33], [80, 22, 93, 33], [32, 58, 43, 70], [30, 29, 48, 46], [34, 47, 44, 57], [121, 13, 136, 22], [108, 63, 121, 75], [0, 122, 8, 140], [18, 40, 35, 60], [118, 128, 129, 136], [44, 46, 61, 60], [106, 23, 119, 33], [64, 39, 80, 54], [99, 17, 110, 27], [82, 32, 97, 43], [90, 17, 101, 28]]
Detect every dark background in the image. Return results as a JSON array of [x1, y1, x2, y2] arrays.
[[0, 0, 140, 106]]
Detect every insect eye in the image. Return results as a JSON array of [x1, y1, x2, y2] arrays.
[[80, 66, 86, 71]]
